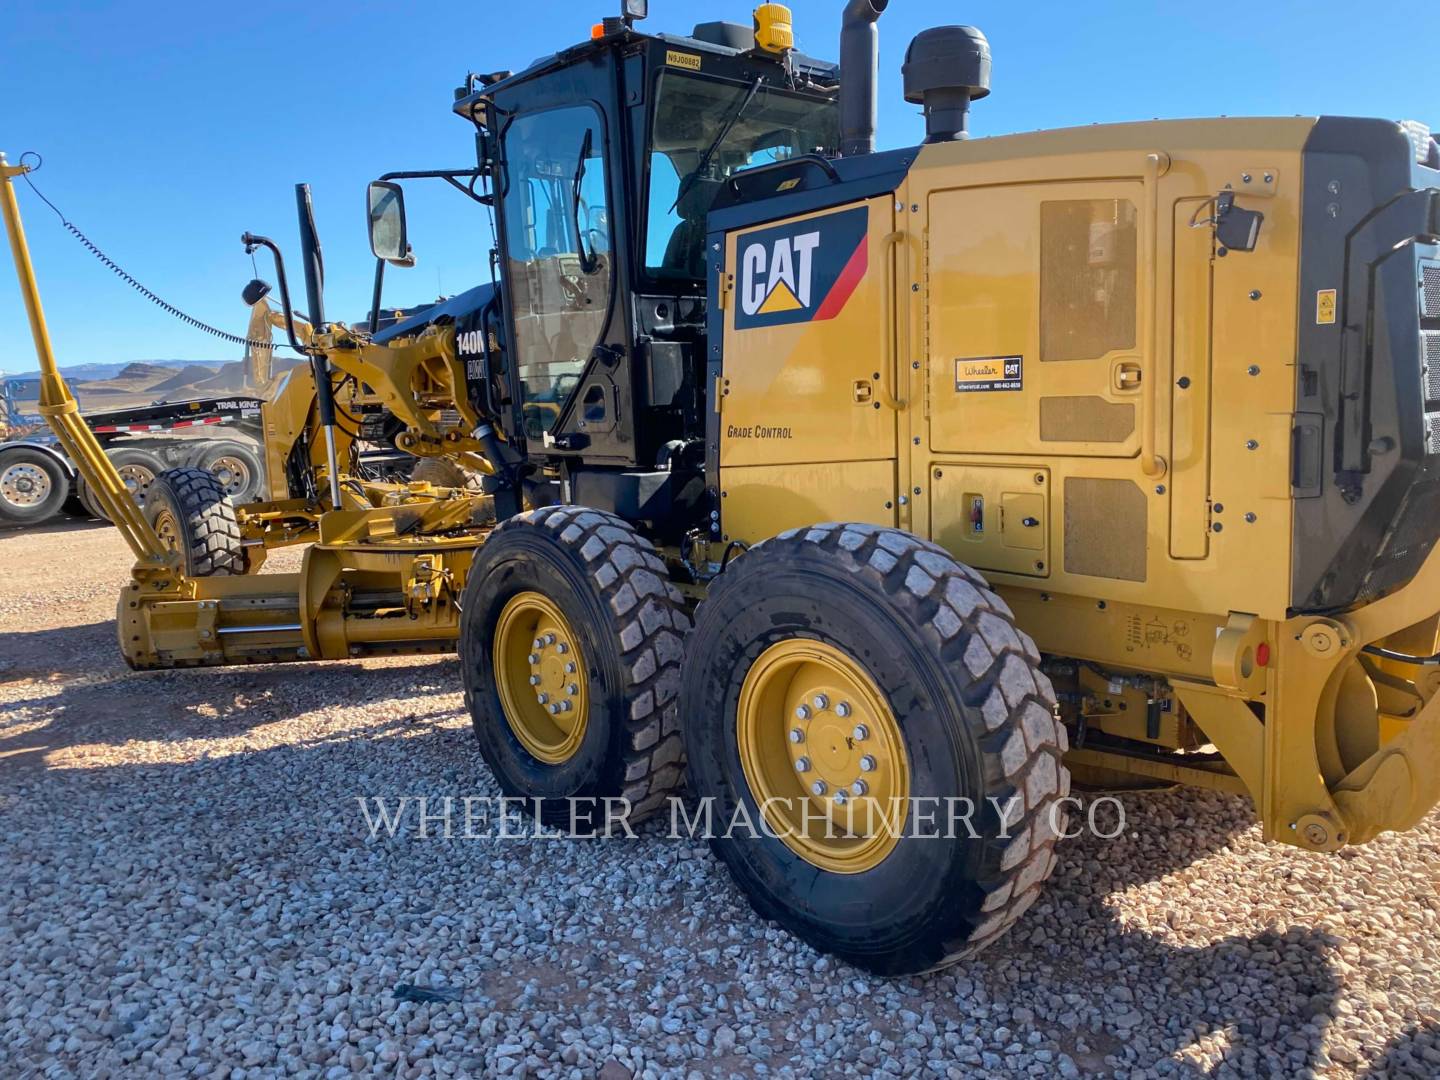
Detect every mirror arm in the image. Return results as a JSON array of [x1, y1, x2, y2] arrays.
[[240, 232, 305, 352], [368, 257, 386, 334]]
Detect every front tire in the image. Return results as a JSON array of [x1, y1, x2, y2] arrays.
[[459, 506, 691, 827], [144, 467, 245, 576], [680, 524, 1069, 974]]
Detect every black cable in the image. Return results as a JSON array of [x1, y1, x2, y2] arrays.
[[17, 152, 299, 353], [1362, 645, 1440, 666]]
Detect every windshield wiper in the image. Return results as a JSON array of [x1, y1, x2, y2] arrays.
[[669, 75, 765, 214], [572, 128, 598, 274]]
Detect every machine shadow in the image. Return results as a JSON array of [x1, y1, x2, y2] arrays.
[[1358, 1022, 1440, 1078], [0, 638, 463, 770], [900, 786, 1349, 1077]]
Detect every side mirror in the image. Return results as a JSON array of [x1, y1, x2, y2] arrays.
[[367, 181, 410, 264]]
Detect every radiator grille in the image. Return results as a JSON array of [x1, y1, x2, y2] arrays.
[[1426, 331, 1440, 403], [1424, 263, 1440, 318]]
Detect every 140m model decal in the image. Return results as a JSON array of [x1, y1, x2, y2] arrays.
[[733, 206, 868, 330]]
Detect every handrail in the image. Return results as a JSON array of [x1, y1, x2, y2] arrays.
[[1140, 151, 1171, 478], [878, 229, 906, 411], [0, 152, 174, 570]]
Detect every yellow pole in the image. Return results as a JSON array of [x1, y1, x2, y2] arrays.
[[0, 152, 173, 567]]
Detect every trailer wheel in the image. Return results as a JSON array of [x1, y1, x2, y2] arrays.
[[680, 524, 1069, 975], [191, 440, 264, 504], [0, 446, 68, 527], [459, 506, 691, 827], [105, 447, 166, 514], [144, 467, 245, 576]]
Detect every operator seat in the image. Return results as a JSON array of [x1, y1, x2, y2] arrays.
[[663, 176, 725, 279]]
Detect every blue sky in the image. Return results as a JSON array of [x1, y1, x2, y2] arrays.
[[3, 0, 1436, 373]]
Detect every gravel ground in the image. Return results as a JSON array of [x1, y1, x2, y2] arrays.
[[2, 519, 1438, 1079]]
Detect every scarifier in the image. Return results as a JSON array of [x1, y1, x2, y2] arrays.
[[5, 0, 1440, 974]]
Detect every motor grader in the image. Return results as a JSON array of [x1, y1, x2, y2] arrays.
[[5, 0, 1440, 975]]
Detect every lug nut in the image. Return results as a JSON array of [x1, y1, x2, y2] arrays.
[[556, 642, 569, 654], [852, 724, 869, 741], [528, 675, 541, 686], [835, 702, 852, 718], [568, 683, 579, 695], [789, 728, 805, 744], [528, 653, 540, 665], [833, 789, 849, 806], [859, 755, 876, 772], [549, 703, 561, 715], [565, 661, 577, 673], [812, 693, 829, 711], [533, 637, 544, 650], [537, 693, 549, 705], [544, 633, 557, 645], [851, 779, 869, 796], [558, 700, 572, 712], [795, 756, 811, 773], [795, 704, 812, 720], [810, 780, 828, 796]]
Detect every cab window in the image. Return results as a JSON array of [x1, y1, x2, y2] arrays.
[[499, 104, 611, 438], [645, 72, 839, 280]]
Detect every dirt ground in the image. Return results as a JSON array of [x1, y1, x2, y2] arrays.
[[2, 519, 1438, 1078]]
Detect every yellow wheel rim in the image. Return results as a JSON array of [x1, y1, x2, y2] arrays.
[[153, 507, 181, 552], [493, 591, 589, 764], [737, 639, 910, 874]]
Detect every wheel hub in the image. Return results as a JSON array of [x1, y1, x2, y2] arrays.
[[1, 463, 51, 507], [493, 591, 589, 764], [209, 456, 249, 496], [738, 639, 910, 874], [116, 464, 156, 504]]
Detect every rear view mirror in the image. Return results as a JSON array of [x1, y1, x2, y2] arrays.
[[367, 181, 410, 264]]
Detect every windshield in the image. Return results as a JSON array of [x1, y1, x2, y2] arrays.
[[645, 71, 839, 280]]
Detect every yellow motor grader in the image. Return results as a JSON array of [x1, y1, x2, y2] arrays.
[[5, 0, 1440, 974]]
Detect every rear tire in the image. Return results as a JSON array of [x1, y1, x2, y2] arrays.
[[680, 524, 1069, 975], [0, 447, 67, 527], [459, 506, 691, 827], [144, 467, 245, 576]]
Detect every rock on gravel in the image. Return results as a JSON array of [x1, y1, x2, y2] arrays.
[[1, 521, 1438, 1078]]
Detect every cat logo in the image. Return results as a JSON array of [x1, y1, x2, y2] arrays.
[[733, 206, 868, 330]]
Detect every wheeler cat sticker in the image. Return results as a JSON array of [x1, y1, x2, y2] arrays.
[[733, 206, 868, 330], [954, 355, 1023, 393]]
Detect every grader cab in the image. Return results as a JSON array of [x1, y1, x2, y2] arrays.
[[5, 0, 1440, 974]]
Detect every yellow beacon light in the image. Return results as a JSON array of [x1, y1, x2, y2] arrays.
[[753, 3, 794, 54]]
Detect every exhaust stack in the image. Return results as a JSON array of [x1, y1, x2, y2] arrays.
[[839, 0, 888, 156], [902, 26, 991, 142]]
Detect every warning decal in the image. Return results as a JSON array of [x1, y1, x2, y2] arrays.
[[954, 355, 1023, 393], [1316, 288, 1337, 325]]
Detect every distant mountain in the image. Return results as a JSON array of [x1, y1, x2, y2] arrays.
[[0, 359, 225, 382]]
